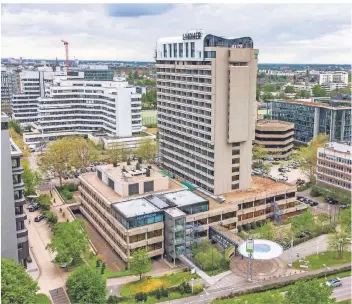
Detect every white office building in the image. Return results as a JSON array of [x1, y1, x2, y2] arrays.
[[11, 67, 66, 125], [25, 74, 143, 146]]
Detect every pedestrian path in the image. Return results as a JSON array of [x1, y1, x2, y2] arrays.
[[27, 248, 40, 281]]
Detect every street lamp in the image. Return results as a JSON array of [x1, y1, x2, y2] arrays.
[[323, 264, 331, 279], [191, 277, 195, 294], [246, 236, 254, 282]]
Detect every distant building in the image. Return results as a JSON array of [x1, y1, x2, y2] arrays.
[[271, 99, 351, 143], [1, 114, 29, 267], [319, 71, 348, 93], [1, 69, 20, 115], [255, 120, 294, 160], [317, 142, 352, 192], [83, 69, 114, 81]]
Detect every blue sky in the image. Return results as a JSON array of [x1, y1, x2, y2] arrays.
[[1, 3, 351, 63]]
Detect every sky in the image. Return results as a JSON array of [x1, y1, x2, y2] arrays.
[[1, 3, 351, 63]]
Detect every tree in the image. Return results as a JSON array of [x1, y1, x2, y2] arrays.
[[291, 211, 314, 236], [46, 220, 89, 265], [295, 90, 311, 99], [261, 92, 274, 101], [285, 86, 295, 93], [22, 161, 40, 196], [1, 258, 39, 304], [256, 221, 275, 240], [298, 133, 329, 182], [252, 145, 268, 162], [136, 138, 157, 163], [285, 279, 335, 304], [107, 143, 131, 164], [328, 232, 349, 259], [129, 248, 152, 280], [278, 92, 286, 99], [40, 137, 76, 187], [256, 87, 261, 101], [8, 120, 22, 134], [66, 265, 107, 304], [37, 194, 52, 210], [312, 85, 327, 97], [71, 137, 99, 168], [340, 208, 351, 234]]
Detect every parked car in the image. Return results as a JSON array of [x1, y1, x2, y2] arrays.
[[340, 204, 348, 209], [34, 215, 45, 222], [296, 179, 306, 185], [326, 278, 342, 288], [278, 168, 285, 172], [28, 203, 39, 212], [310, 201, 319, 207], [325, 197, 339, 204]]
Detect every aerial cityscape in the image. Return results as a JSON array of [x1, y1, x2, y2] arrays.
[[1, 3, 351, 304]]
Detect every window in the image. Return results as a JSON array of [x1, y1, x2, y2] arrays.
[[232, 150, 240, 155], [163, 44, 167, 57], [179, 43, 183, 57], [97, 170, 102, 180], [204, 51, 216, 58], [232, 167, 239, 173], [144, 181, 154, 192], [185, 43, 189, 57], [128, 183, 139, 195], [12, 158, 19, 168], [232, 143, 240, 147], [232, 158, 240, 164], [191, 42, 195, 58], [169, 44, 172, 57], [232, 175, 239, 181], [232, 184, 239, 190], [173, 43, 177, 57], [108, 178, 114, 190]]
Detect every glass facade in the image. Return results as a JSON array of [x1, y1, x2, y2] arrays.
[[83, 70, 114, 81]]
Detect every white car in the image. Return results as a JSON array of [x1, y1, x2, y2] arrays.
[[326, 278, 342, 288]]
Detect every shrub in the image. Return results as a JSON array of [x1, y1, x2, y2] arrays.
[[135, 292, 147, 302], [107, 295, 119, 304], [310, 185, 323, 197], [251, 222, 257, 229], [66, 182, 78, 192], [43, 211, 58, 225], [62, 188, 74, 200], [178, 282, 192, 294], [155, 289, 162, 299], [37, 194, 51, 210], [243, 223, 251, 231], [193, 283, 204, 294], [237, 225, 243, 232], [160, 287, 169, 297]]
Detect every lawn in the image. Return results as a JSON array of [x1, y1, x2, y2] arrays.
[[292, 251, 351, 270], [86, 254, 152, 279], [34, 294, 51, 304], [142, 110, 157, 127], [120, 272, 197, 297], [211, 270, 352, 304]]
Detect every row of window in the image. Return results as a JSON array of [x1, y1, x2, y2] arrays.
[[157, 68, 212, 76], [317, 175, 351, 190], [163, 42, 196, 58]]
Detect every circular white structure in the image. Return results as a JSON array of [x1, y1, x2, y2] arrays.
[[238, 239, 283, 260]]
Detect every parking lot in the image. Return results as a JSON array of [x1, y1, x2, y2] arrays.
[[270, 164, 308, 184]]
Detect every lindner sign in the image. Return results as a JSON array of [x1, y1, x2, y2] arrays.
[[183, 32, 202, 40]]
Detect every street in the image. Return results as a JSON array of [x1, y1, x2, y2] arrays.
[[332, 277, 352, 302]]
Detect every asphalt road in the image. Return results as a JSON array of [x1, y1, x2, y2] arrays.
[[332, 276, 352, 302]]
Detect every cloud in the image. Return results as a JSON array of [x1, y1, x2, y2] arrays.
[[1, 3, 351, 63], [106, 4, 175, 17]]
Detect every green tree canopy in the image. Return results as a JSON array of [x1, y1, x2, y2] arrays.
[[291, 211, 314, 236], [22, 161, 41, 196], [261, 92, 275, 101], [1, 258, 39, 304], [129, 248, 152, 280], [8, 120, 22, 134], [312, 85, 327, 97], [298, 133, 329, 182], [284, 86, 295, 93], [285, 279, 335, 304], [295, 90, 311, 99], [37, 194, 52, 210], [66, 265, 107, 304], [256, 87, 261, 101], [46, 220, 89, 265], [340, 208, 352, 234], [252, 145, 268, 162], [136, 138, 157, 162], [256, 221, 275, 240], [328, 232, 349, 259]]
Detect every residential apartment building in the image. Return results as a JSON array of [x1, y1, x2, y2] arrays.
[[255, 120, 294, 159], [271, 99, 351, 143], [1, 114, 29, 267], [155, 30, 258, 195], [11, 67, 66, 125], [319, 72, 349, 93], [78, 162, 299, 265], [317, 142, 352, 192]]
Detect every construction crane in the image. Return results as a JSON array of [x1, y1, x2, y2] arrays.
[[61, 40, 69, 72]]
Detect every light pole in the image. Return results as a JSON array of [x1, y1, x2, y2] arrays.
[[323, 264, 331, 279], [288, 238, 293, 267], [246, 236, 254, 282], [191, 277, 194, 294]]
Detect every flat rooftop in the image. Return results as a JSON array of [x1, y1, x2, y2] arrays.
[[98, 163, 165, 184], [323, 142, 352, 154], [163, 190, 207, 207], [112, 198, 160, 218], [272, 99, 351, 110], [256, 119, 294, 129], [164, 207, 186, 218], [79, 171, 184, 204]]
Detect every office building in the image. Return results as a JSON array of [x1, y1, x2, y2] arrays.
[[1, 114, 29, 267], [319, 72, 349, 93], [1, 68, 20, 115], [83, 69, 114, 81], [255, 120, 294, 160], [11, 67, 66, 125], [78, 162, 298, 264], [155, 30, 258, 195], [317, 142, 352, 192], [271, 99, 351, 143]]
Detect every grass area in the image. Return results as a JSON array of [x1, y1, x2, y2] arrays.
[[34, 294, 51, 304], [86, 254, 152, 279], [120, 272, 197, 297], [212, 270, 352, 304], [56, 182, 78, 203], [142, 110, 157, 127], [293, 251, 352, 270]]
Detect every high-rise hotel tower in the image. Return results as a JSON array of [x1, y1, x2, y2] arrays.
[[156, 31, 258, 195]]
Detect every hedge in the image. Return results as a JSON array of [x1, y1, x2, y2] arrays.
[[216, 266, 351, 301]]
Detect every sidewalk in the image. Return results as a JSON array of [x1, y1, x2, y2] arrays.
[[26, 247, 40, 281]]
